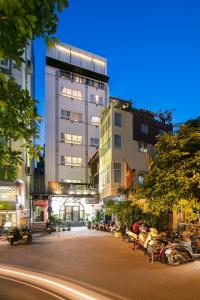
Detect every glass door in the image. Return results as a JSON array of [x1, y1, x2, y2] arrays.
[[72, 206, 79, 222]]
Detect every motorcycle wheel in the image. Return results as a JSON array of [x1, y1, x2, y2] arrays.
[[167, 252, 181, 266], [10, 238, 14, 246]]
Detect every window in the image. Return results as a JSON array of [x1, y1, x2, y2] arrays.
[[61, 179, 81, 183], [86, 79, 95, 87], [61, 133, 82, 144], [73, 75, 84, 84], [61, 156, 82, 166], [71, 112, 82, 122], [138, 142, 147, 153], [114, 112, 122, 127], [98, 82, 105, 90], [60, 70, 71, 79], [61, 110, 70, 119], [61, 110, 82, 122], [91, 116, 100, 125], [90, 94, 96, 103], [90, 138, 99, 147], [98, 97, 103, 105], [114, 135, 121, 148], [138, 175, 144, 185], [61, 87, 82, 100], [0, 59, 9, 69], [90, 95, 103, 105], [114, 162, 121, 183], [141, 124, 149, 135]]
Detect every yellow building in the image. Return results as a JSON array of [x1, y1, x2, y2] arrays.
[[99, 97, 172, 204]]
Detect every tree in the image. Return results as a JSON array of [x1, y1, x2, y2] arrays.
[[0, 0, 68, 178], [105, 200, 143, 226], [0, 0, 68, 65], [139, 117, 200, 218]]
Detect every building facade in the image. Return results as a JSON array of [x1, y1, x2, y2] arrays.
[[99, 97, 172, 203], [45, 43, 109, 224], [0, 43, 34, 230]]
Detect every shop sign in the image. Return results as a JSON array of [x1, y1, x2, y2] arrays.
[[85, 198, 100, 204], [48, 181, 97, 196]]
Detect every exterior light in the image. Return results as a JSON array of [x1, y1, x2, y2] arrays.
[[55, 45, 70, 53]]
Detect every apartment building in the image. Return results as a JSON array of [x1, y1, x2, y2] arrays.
[[99, 97, 172, 202], [0, 43, 34, 229], [45, 43, 109, 225]]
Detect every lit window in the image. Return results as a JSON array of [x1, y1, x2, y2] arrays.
[[91, 116, 100, 125], [61, 133, 82, 144], [90, 95, 103, 105], [62, 179, 81, 183], [61, 156, 82, 166], [71, 112, 82, 122], [61, 87, 82, 100], [114, 112, 122, 127], [114, 162, 121, 183], [141, 124, 149, 135], [138, 175, 144, 185], [138, 143, 147, 153], [114, 135, 121, 148]]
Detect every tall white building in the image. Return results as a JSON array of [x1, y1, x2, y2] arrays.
[[45, 43, 109, 188]]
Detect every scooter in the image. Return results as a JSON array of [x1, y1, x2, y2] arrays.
[[123, 230, 138, 243], [165, 240, 200, 265], [67, 223, 71, 231], [46, 223, 55, 234], [8, 227, 32, 246]]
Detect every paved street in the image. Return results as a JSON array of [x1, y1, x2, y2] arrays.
[[1, 227, 200, 300], [0, 277, 63, 300]]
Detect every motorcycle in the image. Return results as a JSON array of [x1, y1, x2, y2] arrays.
[[66, 223, 71, 231], [165, 240, 200, 266], [46, 223, 55, 234], [8, 227, 32, 246], [123, 230, 138, 243]]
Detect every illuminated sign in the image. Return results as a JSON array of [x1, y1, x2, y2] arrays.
[[48, 182, 97, 196], [0, 182, 17, 207]]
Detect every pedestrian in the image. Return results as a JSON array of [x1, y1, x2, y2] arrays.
[[132, 220, 140, 235]]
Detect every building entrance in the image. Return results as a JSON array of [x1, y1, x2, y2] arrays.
[[59, 202, 85, 224]]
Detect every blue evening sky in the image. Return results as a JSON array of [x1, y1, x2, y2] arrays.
[[34, 0, 200, 143]]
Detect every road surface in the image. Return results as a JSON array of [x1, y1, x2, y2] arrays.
[[0, 276, 65, 300], [1, 227, 200, 300]]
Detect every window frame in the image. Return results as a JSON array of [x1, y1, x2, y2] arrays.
[[114, 112, 122, 127], [113, 162, 121, 183], [141, 124, 149, 135], [114, 134, 122, 148]]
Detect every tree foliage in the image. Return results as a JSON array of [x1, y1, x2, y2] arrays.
[[0, 0, 68, 178], [0, 0, 68, 65], [139, 117, 200, 216], [105, 200, 143, 226]]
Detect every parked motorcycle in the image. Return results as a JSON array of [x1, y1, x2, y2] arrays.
[[8, 227, 32, 246], [165, 238, 200, 265], [46, 223, 55, 234], [67, 223, 71, 231], [123, 230, 138, 243]]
